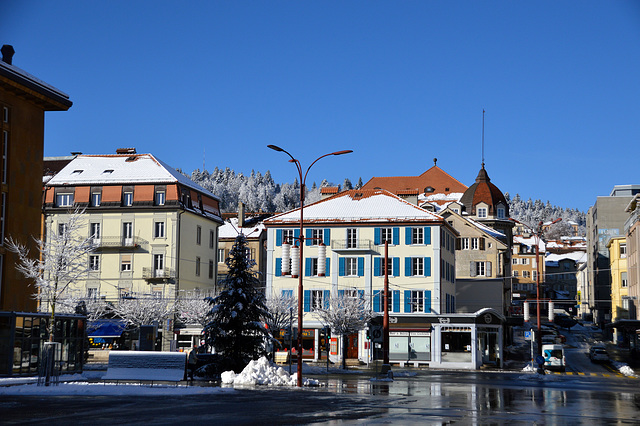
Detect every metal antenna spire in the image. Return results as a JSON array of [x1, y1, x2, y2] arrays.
[[482, 109, 485, 168]]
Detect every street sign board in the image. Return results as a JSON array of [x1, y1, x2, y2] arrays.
[[524, 331, 532, 340], [371, 325, 384, 343]]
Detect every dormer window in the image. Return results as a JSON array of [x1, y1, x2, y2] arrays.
[[497, 206, 505, 219], [102, 169, 114, 175], [56, 193, 74, 207], [425, 186, 435, 193], [123, 191, 133, 206], [72, 170, 83, 175], [477, 207, 488, 218]]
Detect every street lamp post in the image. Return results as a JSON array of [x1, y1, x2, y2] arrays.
[[267, 145, 352, 387]]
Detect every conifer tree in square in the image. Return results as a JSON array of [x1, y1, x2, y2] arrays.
[[204, 233, 272, 372]]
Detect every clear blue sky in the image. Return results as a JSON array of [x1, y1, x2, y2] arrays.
[[2, 1, 639, 212]]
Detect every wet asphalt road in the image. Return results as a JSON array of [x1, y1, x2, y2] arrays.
[[2, 370, 640, 425]]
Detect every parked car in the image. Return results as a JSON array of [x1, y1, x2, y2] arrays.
[[589, 345, 609, 363]]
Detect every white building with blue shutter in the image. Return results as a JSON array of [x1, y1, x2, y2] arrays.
[[264, 189, 458, 364]]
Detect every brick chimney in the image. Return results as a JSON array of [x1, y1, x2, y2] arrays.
[[1, 45, 15, 65]]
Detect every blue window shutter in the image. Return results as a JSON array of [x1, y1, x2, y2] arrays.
[[425, 290, 432, 313], [305, 229, 312, 246], [276, 229, 283, 246], [324, 228, 331, 246], [425, 227, 431, 245], [405, 257, 412, 276], [339, 258, 345, 276], [393, 257, 400, 277], [425, 257, 431, 277], [325, 258, 330, 276], [374, 257, 381, 277], [358, 290, 364, 300], [405, 228, 412, 245], [276, 258, 282, 276], [373, 291, 381, 312], [393, 290, 400, 313], [305, 258, 312, 276], [404, 290, 412, 313], [338, 290, 345, 298], [374, 228, 381, 245], [323, 290, 330, 309], [357, 257, 364, 277], [393, 227, 399, 245], [294, 229, 300, 242], [303, 290, 311, 312]]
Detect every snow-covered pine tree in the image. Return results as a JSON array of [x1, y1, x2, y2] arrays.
[[204, 233, 272, 372]]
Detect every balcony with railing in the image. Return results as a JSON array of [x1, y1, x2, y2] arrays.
[[142, 267, 176, 281], [331, 239, 374, 252], [93, 236, 146, 249]]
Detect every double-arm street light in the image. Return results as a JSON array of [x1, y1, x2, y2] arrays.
[[267, 144, 352, 387]]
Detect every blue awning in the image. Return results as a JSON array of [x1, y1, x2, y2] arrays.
[[88, 319, 127, 338]]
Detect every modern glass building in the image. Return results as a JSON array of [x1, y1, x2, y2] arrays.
[[0, 311, 86, 376]]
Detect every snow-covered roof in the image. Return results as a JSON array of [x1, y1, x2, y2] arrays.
[[46, 154, 219, 200], [514, 235, 546, 251], [466, 217, 506, 240], [265, 189, 445, 225], [219, 218, 265, 239], [545, 251, 587, 266]]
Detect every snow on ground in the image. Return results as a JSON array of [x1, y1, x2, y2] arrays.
[[612, 361, 639, 378], [0, 378, 235, 396], [221, 357, 322, 387]]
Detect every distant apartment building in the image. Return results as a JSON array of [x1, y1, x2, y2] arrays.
[[511, 235, 545, 304], [43, 150, 223, 349], [625, 194, 640, 322], [607, 237, 629, 329], [363, 162, 513, 315], [264, 189, 459, 366], [0, 45, 73, 312], [587, 185, 640, 325], [218, 203, 269, 291]]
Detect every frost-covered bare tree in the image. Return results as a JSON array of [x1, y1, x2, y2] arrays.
[[56, 293, 109, 322], [314, 294, 375, 369], [264, 293, 297, 354], [7, 208, 96, 342], [264, 293, 297, 334], [111, 297, 175, 328], [175, 293, 214, 328]]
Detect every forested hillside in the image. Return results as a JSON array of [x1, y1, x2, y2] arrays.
[[506, 193, 587, 236], [187, 167, 586, 236]]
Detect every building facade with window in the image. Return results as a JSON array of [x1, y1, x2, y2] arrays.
[[0, 45, 73, 312], [608, 237, 629, 330], [264, 189, 458, 365], [510, 235, 546, 306], [42, 151, 223, 350], [217, 203, 270, 292], [586, 185, 640, 325]]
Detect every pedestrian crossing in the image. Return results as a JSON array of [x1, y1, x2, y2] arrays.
[[548, 370, 636, 378]]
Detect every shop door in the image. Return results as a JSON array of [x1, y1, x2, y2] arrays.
[[346, 333, 358, 358]]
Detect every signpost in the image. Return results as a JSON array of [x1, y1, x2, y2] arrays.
[[525, 330, 535, 367]]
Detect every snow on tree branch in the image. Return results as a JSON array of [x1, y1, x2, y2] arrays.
[[6, 207, 97, 341], [111, 297, 175, 327], [313, 294, 374, 336]]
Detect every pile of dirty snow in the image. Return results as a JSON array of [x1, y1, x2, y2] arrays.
[[612, 361, 638, 378], [221, 357, 321, 387]]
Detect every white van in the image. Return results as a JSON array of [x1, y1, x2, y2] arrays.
[[542, 344, 565, 371]]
